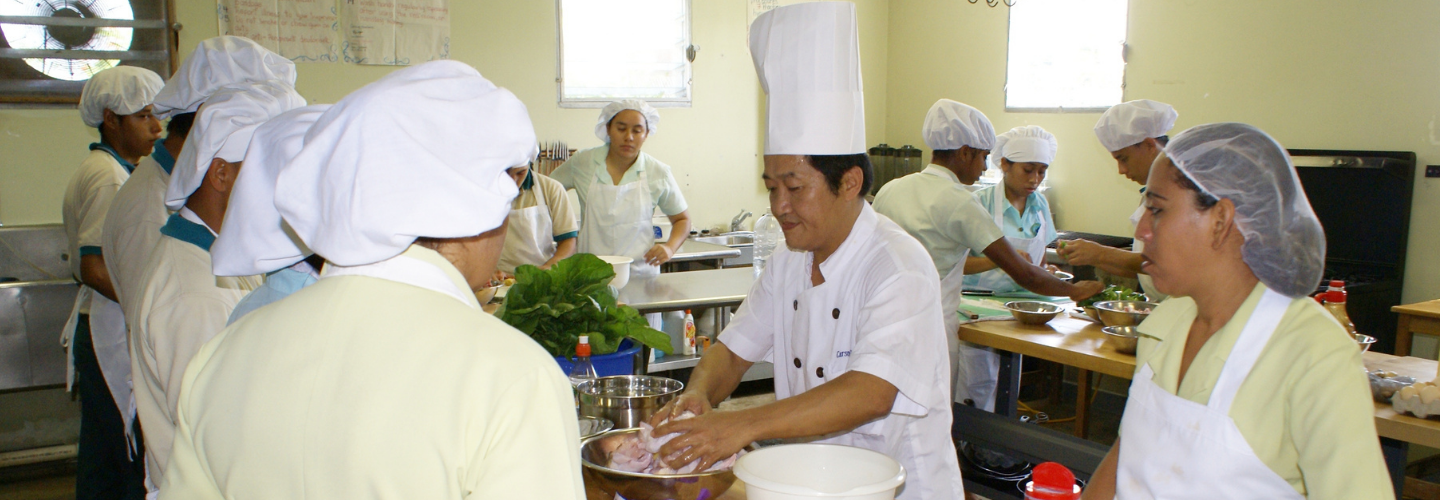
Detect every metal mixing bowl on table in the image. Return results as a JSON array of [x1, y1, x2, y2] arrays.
[[1092, 300, 1159, 327], [581, 428, 751, 500], [577, 375, 683, 429], [1005, 301, 1064, 326]]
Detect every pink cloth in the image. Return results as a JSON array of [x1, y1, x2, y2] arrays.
[[607, 412, 742, 474]]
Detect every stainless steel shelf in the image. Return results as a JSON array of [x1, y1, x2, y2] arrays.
[[617, 268, 754, 314]]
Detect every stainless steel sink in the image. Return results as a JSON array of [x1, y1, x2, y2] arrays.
[[693, 232, 754, 267]]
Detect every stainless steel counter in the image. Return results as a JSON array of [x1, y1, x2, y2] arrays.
[[667, 239, 741, 264], [617, 267, 754, 314]]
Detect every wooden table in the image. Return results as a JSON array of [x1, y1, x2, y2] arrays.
[[1394, 299, 1440, 357]]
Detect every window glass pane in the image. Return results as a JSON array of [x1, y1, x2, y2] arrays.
[[1005, 0, 1127, 110], [560, 0, 689, 102]]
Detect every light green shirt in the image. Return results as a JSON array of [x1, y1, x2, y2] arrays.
[[549, 144, 688, 219], [1134, 283, 1393, 499]]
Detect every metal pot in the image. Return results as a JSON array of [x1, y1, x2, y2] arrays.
[[577, 375, 683, 429]]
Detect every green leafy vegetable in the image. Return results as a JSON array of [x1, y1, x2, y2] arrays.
[[1078, 284, 1147, 307], [498, 253, 673, 358]]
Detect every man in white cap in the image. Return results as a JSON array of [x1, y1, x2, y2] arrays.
[[62, 65, 162, 500], [211, 104, 331, 323], [1058, 99, 1178, 301], [129, 81, 304, 496], [874, 101, 1100, 411], [159, 61, 583, 500], [649, 4, 964, 499]]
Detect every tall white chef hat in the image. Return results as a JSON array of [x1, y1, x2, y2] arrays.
[[992, 125, 1058, 168], [153, 36, 298, 119], [275, 60, 534, 267], [921, 99, 995, 151], [595, 99, 660, 142], [79, 66, 164, 128], [212, 104, 330, 277], [1161, 123, 1325, 298], [1094, 99, 1178, 152], [749, 1, 865, 155], [166, 81, 307, 211]]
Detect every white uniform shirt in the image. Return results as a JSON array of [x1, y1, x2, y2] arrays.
[[103, 145, 175, 320], [160, 246, 585, 500], [872, 165, 1004, 282], [63, 146, 131, 312], [718, 204, 965, 500], [549, 144, 689, 218]]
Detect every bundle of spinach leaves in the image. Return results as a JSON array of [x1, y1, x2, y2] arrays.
[[498, 253, 673, 359]]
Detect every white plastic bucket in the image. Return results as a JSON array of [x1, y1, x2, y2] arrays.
[[734, 444, 905, 500]]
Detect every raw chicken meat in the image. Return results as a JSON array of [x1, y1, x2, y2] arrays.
[[606, 411, 743, 474]]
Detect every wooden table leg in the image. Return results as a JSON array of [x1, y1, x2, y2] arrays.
[[1397, 314, 1414, 357], [1076, 369, 1091, 439]]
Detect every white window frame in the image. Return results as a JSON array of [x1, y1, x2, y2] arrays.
[[1002, 0, 1128, 113], [555, 0, 693, 108]]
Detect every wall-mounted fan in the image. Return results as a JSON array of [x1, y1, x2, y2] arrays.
[[0, 0, 135, 81]]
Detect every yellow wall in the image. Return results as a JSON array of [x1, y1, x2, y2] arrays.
[[885, 0, 1440, 305], [0, 0, 888, 235]]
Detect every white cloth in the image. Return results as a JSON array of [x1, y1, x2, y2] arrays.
[[212, 105, 330, 277], [719, 204, 965, 500], [1116, 289, 1302, 500], [578, 166, 661, 279], [499, 180, 556, 273], [79, 66, 163, 127], [277, 60, 532, 267], [1129, 204, 1168, 302], [152, 36, 297, 119], [595, 99, 660, 142], [991, 125, 1057, 167], [872, 164, 1004, 406], [921, 99, 995, 151], [1094, 99, 1177, 152], [157, 245, 585, 500], [167, 81, 306, 211], [749, 1, 865, 155]]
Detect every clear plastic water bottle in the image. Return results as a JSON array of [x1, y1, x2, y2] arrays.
[[753, 210, 783, 277], [568, 335, 599, 388]]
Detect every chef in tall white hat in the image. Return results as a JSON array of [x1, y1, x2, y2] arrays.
[[648, 4, 965, 499], [158, 61, 584, 500], [129, 80, 305, 497], [1059, 99, 1179, 301]]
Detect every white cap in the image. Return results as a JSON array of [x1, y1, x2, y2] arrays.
[[79, 66, 164, 127], [153, 36, 298, 119], [1093, 99, 1178, 152], [992, 125, 1057, 168], [749, 1, 864, 155], [921, 99, 995, 151], [166, 81, 307, 210], [595, 99, 660, 142], [275, 61, 534, 267], [212, 104, 330, 277]]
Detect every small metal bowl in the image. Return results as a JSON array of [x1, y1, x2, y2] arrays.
[[1093, 300, 1159, 327], [1102, 326, 1140, 355], [1005, 301, 1064, 325], [581, 428, 748, 500], [1354, 333, 1377, 352]]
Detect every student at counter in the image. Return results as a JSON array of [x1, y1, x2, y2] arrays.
[[963, 125, 1060, 294], [497, 162, 578, 274], [1082, 123, 1392, 500]]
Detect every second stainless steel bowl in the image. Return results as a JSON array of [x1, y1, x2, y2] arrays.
[[1005, 301, 1064, 325], [577, 375, 684, 429], [1101, 326, 1140, 354], [1093, 300, 1159, 327]]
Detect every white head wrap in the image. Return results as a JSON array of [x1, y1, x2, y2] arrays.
[[992, 125, 1058, 168], [594, 99, 660, 143], [212, 104, 330, 277], [921, 99, 995, 151], [166, 81, 307, 210], [153, 36, 297, 119], [1094, 99, 1178, 152], [275, 60, 534, 267], [1160, 122, 1325, 298], [79, 66, 164, 127], [749, 1, 865, 155]]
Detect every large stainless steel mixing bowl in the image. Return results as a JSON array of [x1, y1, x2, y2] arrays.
[[577, 375, 684, 429], [580, 428, 743, 500]]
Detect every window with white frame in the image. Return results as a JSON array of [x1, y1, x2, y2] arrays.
[[1004, 0, 1127, 111], [557, 0, 692, 107]]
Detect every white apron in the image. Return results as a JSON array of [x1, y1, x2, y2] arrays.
[[61, 285, 137, 442], [1116, 289, 1302, 500], [1130, 205, 1168, 302], [579, 166, 660, 279], [498, 181, 556, 273], [968, 192, 1049, 293]]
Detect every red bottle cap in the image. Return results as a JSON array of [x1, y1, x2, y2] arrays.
[[576, 336, 591, 357], [1328, 280, 1345, 291], [1026, 462, 1080, 500], [1326, 289, 1347, 304]]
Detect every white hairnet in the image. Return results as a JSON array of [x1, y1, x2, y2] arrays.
[[922, 99, 995, 151], [153, 36, 297, 119], [594, 99, 660, 143], [1161, 122, 1325, 298], [212, 104, 330, 277], [1094, 99, 1178, 152], [992, 125, 1057, 169], [749, 1, 865, 156], [166, 81, 307, 210], [79, 66, 164, 127], [275, 60, 534, 267]]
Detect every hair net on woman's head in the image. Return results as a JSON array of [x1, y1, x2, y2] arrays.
[[595, 99, 660, 142], [991, 125, 1057, 169], [79, 66, 164, 127], [1162, 122, 1326, 298]]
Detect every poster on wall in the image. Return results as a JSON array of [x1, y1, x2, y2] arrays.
[[747, 0, 779, 31], [341, 0, 450, 66], [218, 0, 341, 62]]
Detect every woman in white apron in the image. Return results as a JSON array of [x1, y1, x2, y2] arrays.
[[498, 165, 578, 274], [963, 126, 1059, 294], [1081, 123, 1392, 500]]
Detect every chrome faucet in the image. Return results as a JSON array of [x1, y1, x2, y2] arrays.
[[731, 209, 753, 233]]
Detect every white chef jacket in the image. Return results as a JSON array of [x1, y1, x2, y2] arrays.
[[131, 210, 257, 493], [63, 146, 132, 313], [718, 203, 965, 500], [159, 245, 585, 500], [872, 165, 1004, 293], [103, 144, 175, 321]]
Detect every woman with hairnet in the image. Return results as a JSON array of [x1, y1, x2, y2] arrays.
[[962, 125, 1060, 293], [550, 99, 692, 279], [1081, 123, 1392, 500]]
